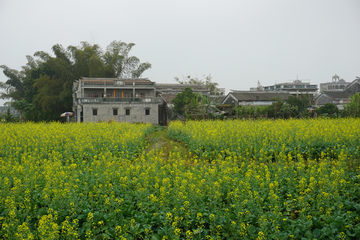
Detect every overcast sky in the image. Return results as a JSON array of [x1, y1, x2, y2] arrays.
[[1, 0, 359, 106]]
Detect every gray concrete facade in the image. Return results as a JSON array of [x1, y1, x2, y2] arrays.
[[73, 78, 164, 124], [81, 103, 160, 124]]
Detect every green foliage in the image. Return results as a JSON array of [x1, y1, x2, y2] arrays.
[[171, 87, 198, 117], [234, 105, 269, 119], [235, 105, 254, 119], [280, 95, 312, 118], [267, 97, 284, 118], [255, 105, 269, 118], [0, 65, 24, 101], [317, 103, 339, 117], [4, 107, 14, 122], [279, 104, 298, 119], [287, 96, 307, 113], [89, 54, 106, 77], [344, 92, 360, 117], [186, 94, 224, 120], [11, 99, 32, 119]]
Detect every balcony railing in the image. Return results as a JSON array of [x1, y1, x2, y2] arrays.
[[81, 82, 155, 87], [77, 97, 163, 104]]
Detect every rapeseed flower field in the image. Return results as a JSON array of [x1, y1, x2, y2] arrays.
[[0, 119, 359, 239]]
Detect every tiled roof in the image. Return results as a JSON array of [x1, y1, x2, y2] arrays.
[[125, 79, 153, 85], [156, 83, 209, 92], [80, 77, 154, 85], [230, 91, 292, 101], [322, 91, 351, 100], [344, 78, 360, 91], [209, 96, 225, 103], [81, 79, 114, 84], [160, 94, 177, 103]]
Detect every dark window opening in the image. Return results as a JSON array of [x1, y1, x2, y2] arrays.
[[126, 109, 130, 115], [93, 109, 97, 116], [113, 109, 118, 115], [145, 109, 150, 115]]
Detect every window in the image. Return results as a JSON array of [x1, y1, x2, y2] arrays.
[[140, 93, 145, 98], [93, 109, 97, 116], [145, 109, 150, 115], [113, 109, 118, 115], [126, 109, 130, 115]]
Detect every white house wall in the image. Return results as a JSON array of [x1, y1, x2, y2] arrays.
[[82, 103, 159, 124]]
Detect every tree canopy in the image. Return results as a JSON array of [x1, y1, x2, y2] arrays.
[[344, 92, 360, 117], [0, 40, 151, 121], [174, 74, 220, 95], [316, 103, 339, 117], [171, 87, 198, 117]]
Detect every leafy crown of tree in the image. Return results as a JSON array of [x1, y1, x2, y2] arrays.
[[174, 74, 219, 95]]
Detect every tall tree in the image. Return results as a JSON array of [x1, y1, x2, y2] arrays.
[[68, 42, 103, 78], [89, 54, 106, 77], [0, 65, 24, 101], [103, 40, 151, 78]]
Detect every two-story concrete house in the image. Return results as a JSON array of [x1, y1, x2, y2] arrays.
[[73, 77, 164, 124]]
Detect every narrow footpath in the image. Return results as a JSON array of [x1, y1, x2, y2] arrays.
[[144, 126, 191, 161]]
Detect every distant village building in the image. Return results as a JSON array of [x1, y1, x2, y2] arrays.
[[210, 96, 225, 104], [248, 78, 318, 102], [213, 87, 226, 96], [222, 91, 292, 106], [315, 77, 360, 110], [262, 79, 318, 98], [343, 77, 360, 95], [314, 92, 351, 110], [249, 81, 264, 92], [319, 74, 350, 92]]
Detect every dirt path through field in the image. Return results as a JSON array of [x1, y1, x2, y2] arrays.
[[145, 127, 190, 160]]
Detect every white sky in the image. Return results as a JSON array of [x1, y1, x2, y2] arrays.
[[1, 0, 360, 106]]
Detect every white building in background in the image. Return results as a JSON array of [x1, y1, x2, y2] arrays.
[[315, 77, 360, 110], [248, 78, 318, 101], [319, 74, 351, 92], [263, 80, 318, 96]]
